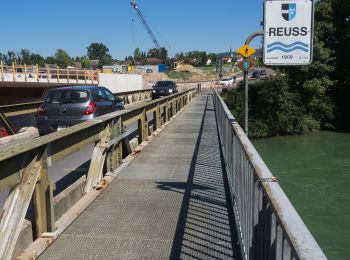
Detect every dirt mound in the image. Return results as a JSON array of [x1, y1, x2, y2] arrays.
[[175, 64, 203, 74]]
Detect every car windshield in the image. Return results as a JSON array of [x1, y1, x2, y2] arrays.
[[154, 81, 174, 88], [45, 89, 90, 104]]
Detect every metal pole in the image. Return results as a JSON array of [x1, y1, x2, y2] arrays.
[[244, 71, 249, 134], [243, 31, 264, 135]]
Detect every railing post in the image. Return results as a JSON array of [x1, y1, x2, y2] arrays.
[[66, 67, 70, 83], [12, 62, 15, 82], [46, 65, 50, 83], [138, 108, 148, 143], [24, 64, 27, 82], [75, 67, 78, 83], [172, 99, 176, 117], [57, 66, 60, 83], [90, 69, 94, 84], [36, 64, 39, 82], [0, 61, 4, 81], [154, 102, 161, 131], [85, 124, 110, 193], [165, 99, 169, 122], [84, 68, 87, 84], [33, 147, 55, 236], [106, 117, 123, 172]]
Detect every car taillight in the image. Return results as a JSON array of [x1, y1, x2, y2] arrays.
[[83, 102, 96, 115], [37, 103, 46, 116]]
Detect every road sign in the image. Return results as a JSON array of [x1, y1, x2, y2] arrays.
[[236, 45, 256, 58], [263, 0, 314, 65], [236, 58, 255, 72]]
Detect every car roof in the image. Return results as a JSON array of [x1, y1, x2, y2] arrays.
[[156, 80, 175, 83], [49, 85, 101, 91]]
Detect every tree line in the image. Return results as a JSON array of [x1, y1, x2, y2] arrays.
[[222, 0, 350, 136], [0, 43, 114, 69], [0, 42, 216, 69]]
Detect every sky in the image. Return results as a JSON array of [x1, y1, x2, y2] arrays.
[[1, 0, 264, 60]]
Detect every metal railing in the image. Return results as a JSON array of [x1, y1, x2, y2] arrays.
[[0, 89, 197, 259], [213, 90, 327, 260], [0, 62, 99, 85]]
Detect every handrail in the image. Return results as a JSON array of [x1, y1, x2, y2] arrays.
[[0, 88, 197, 259], [0, 61, 99, 85], [213, 90, 327, 260]]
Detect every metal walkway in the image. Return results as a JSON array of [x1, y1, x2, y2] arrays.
[[39, 94, 241, 259]]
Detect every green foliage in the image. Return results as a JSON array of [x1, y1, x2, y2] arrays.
[[55, 49, 73, 68], [223, 0, 337, 138], [174, 51, 208, 66], [87, 43, 113, 68], [333, 0, 350, 130], [147, 47, 168, 60], [222, 75, 315, 138], [133, 48, 147, 64]]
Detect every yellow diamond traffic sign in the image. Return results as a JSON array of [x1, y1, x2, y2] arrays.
[[236, 44, 256, 58]]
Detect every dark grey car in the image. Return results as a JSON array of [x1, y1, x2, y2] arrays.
[[37, 86, 124, 135], [151, 81, 178, 99]]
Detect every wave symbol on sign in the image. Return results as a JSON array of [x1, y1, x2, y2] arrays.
[[267, 41, 309, 53]]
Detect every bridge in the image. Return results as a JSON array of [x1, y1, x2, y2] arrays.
[[0, 89, 326, 259], [0, 62, 99, 86]]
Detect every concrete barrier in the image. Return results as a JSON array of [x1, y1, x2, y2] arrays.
[[98, 73, 143, 93]]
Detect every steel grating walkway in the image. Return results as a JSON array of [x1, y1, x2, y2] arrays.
[[39, 94, 241, 260]]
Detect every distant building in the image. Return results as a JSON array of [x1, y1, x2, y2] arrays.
[[146, 58, 163, 65]]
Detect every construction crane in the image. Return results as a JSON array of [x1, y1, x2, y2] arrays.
[[130, 1, 161, 49]]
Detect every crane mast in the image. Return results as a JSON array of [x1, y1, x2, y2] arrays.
[[130, 1, 161, 49]]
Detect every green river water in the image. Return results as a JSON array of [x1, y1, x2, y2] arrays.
[[252, 131, 350, 260]]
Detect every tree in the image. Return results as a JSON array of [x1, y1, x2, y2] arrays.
[[159, 47, 168, 60], [333, 0, 350, 129], [79, 56, 90, 69], [87, 43, 113, 68], [54, 49, 73, 68], [277, 0, 336, 130], [147, 48, 160, 58], [30, 53, 45, 67], [20, 49, 31, 64], [6, 51, 16, 65], [134, 48, 142, 61], [45, 56, 56, 65]]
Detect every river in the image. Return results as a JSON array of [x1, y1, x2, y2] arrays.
[[252, 131, 350, 260]]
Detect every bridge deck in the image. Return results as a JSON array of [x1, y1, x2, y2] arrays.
[[39, 94, 241, 259]]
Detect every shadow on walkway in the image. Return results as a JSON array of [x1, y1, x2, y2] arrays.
[[157, 96, 242, 259]]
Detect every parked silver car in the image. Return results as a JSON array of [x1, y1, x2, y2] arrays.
[[37, 86, 124, 135]]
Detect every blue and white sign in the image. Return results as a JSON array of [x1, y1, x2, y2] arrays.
[[264, 0, 314, 65]]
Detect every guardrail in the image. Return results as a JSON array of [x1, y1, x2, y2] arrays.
[[0, 88, 197, 259], [0, 62, 99, 85], [213, 90, 327, 260]]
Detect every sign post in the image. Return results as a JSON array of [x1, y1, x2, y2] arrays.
[[264, 0, 314, 65], [236, 44, 256, 135]]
